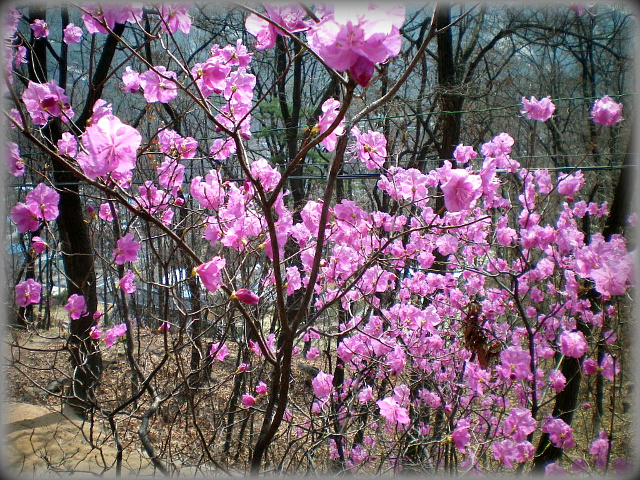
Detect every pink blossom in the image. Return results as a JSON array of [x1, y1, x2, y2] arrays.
[[556, 170, 584, 201], [157, 158, 185, 194], [376, 397, 410, 426], [492, 439, 534, 468], [209, 342, 229, 361], [441, 168, 482, 212], [542, 417, 575, 449], [57, 132, 77, 157], [22, 80, 74, 125], [233, 288, 259, 305], [119, 269, 137, 295], [65, 294, 87, 320], [6, 142, 24, 177], [312, 371, 334, 398], [496, 346, 532, 382], [30, 19, 49, 38], [589, 430, 609, 469], [158, 322, 171, 332], [158, 4, 192, 34], [10, 203, 39, 233], [25, 183, 60, 222], [98, 202, 118, 222], [548, 369, 566, 392], [63, 23, 83, 44], [113, 233, 141, 265], [453, 144, 477, 164], [305, 347, 320, 361], [140, 66, 178, 103], [31, 236, 47, 254], [122, 66, 140, 93], [451, 418, 471, 453], [521, 96, 556, 121], [250, 158, 281, 192], [90, 325, 102, 340], [307, 5, 405, 86], [191, 55, 232, 97], [79, 113, 141, 180], [583, 358, 598, 375], [358, 386, 373, 403], [157, 128, 198, 159], [255, 381, 268, 395], [209, 137, 236, 160], [223, 67, 256, 107], [600, 353, 620, 381], [104, 323, 127, 348], [191, 171, 226, 210], [15, 279, 42, 307], [286, 266, 302, 295], [7, 108, 23, 129], [591, 95, 624, 126], [545, 463, 567, 476], [559, 330, 588, 358], [316, 98, 345, 152], [351, 127, 387, 169], [4, 8, 21, 39], [215, 102, 252, 139], [196, 256, 226, 292], [241, 394, 256, 407], [81, 4, 142, 35], [245, 4, 309, 50], [503, 408, 537, 442]]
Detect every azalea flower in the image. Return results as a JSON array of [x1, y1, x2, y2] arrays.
[[122, 66, 140, 93], [250, 158, 281, 192], [521, 96, 556, 121], [113, 233, 141, 265], [140, 66, 178, 103], [209, 342, 229, 361], [196, 256, 226, 292], [255, 381, 268, 394], [65, 294, 87, 320], [63, 23, 83, 44], [589, 430, 609, 469], [31, 236, 47, 254], [376, 397, 410, 426], [245, 4, 309, 50], [119, 269, 137, 295], [453, 144, 477, 164], [158, 4, 192, 34], [351, 127, 387, 169], [104, 323, 127, 348], [440, 168, 482, 212], [591, 95, 623, 126], [316, 98, 345, 152], [25, 183, 60, 222], [30, 19, 49, 38], [241, 393, 256, 407], [98, 202, 118, 222], [22, 80, 74, 125], [6, 142, 24, 177], [559, 330, 588, 358], [542, 417, 575, 449], [312, 371, 334, 398], [57, 132, 77, 157], [233, 288, 260, 305], [15, 279, 42, 308], [90, 325, 102, 340]]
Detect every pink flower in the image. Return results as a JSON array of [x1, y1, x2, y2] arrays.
[[503, 408, 537, 442], [545, 463, 567, 476], [30, 19, 49, 38], [10, 203, 39, 233], [158, 128, 198, 159], [250, 158, 281, 192], [548, 369, 566, 393], [158, 322, 171, 332], [25, 183, 60, 222], [63, 23, 83, 44], [589, 430, 609, 469], [113, 233, 141, 265], [6, 142, 24, 177], [559, 330, 588, 358], [196, 256, 226, 292], [453, 144, 477, 165], [31, 236, 47, 254], [223, 67, 256, 108], [209, 137, 236, 160], [190, 170, 226, 210], [122, 66, 140, 93], [65, 294, 87, 320], [492, 439, 534, 468], [305, 347, 320, 361], [15, 279, 42, 307], [79, 113, 141, 180], [451, 418, 471, 453], [496, 346, 532, 382], [119, 269, 137, 295], [542, 417, 575, 449], [98, 202, 118, 222], [583, 358, 598, 375], [312, 371, 334, 398], [22, 80, 74, 125], [90, 325, 102, 340], [591, 95, 624, 126], [521, 96, 556, 121], [57, 132, 77, 157], [358, 386, 373, 403], [233, 288, 259, 305], [245, 4, 309, 50], [351, 127, 387, 169], [209, 342, 229, 361], [139, 66, 178, 103], [441, 168, 482, 212], [104, 323, 127, 348], [307, 5, 405, 86], [81, 4, 141, 35], [191, 55, 232, 97], [241, 394, 256, 407], [255, 381, 268, 394], [316, 98, 345, 152], [158, 4, 192, 34], [600, 353, 620, 381], [556, 170, 584, 201], [376, 397, 410, 426]]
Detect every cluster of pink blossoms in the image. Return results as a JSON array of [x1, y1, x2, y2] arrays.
[[10, 183, 60, 233], [521, 95, 556, 121], [22, 80, 74, 126]]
